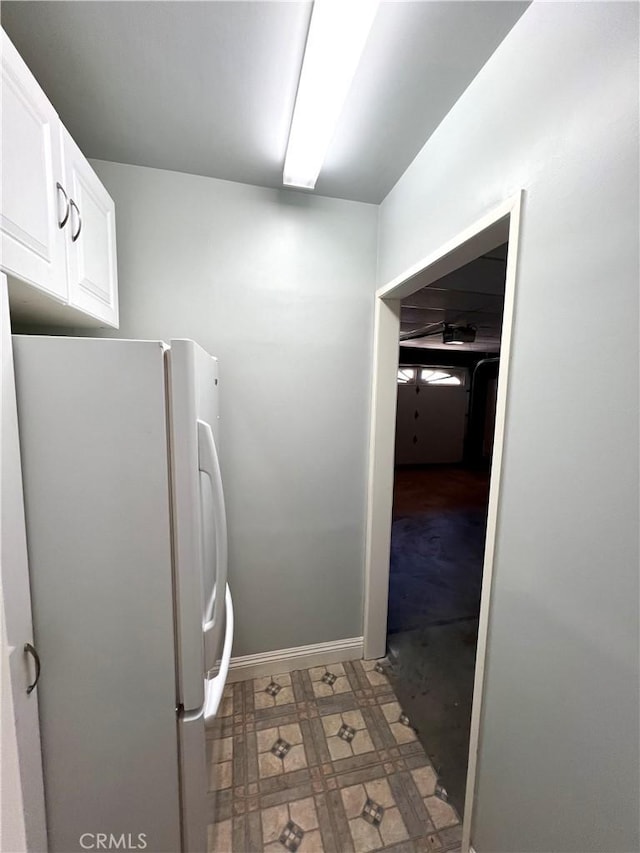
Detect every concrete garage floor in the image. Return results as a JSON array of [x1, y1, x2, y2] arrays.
[[385, 466, 490, 817]]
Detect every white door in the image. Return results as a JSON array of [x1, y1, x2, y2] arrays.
[[169, 340, 231, 850], [178, 712, 207, 853], [167, 339, 226, 713], [13, 335, 181, 853], [60, 125, 118, 326], [181, 589, 234, 852], [192, 346, 227, 678], [0, 275, 48, 851], [0, 30, 67, 301]]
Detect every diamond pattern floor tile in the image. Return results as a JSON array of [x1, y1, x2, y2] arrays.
[[206, 659, 462, 852]]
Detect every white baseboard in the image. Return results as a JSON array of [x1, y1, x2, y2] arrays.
[[227, 636, 364, 682]]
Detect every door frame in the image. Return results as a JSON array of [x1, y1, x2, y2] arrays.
[[362, 192, 524, 850]]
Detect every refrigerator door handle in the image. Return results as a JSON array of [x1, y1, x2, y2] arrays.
[[204, 584, 234, 723], [197, 419, 228, 665], [24, 642, 41, 694]]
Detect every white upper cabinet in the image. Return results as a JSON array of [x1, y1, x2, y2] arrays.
[[1, 31, 68, 302], [1, 29, 119, 328], [61, 127, 118, 327]]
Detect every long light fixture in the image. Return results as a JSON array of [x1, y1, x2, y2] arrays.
[[283, 0, 380, 190]]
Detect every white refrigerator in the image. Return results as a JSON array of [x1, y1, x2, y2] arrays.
[[12, 335, 233, 853]]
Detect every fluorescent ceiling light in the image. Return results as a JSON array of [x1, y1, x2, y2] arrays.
[[283, 0, 380, 190]]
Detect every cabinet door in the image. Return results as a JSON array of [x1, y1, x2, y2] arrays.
[[1, 276, 48, 851], [61, 126, 118, 327], [1, 30, 67, 300]]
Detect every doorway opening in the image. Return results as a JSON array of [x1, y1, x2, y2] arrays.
[[363, 193, 523, 850], [387, 243, 507, 817]]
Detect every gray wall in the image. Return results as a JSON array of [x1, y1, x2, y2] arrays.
[[89, 161, 378, 657], [378, 3, 639, 851]]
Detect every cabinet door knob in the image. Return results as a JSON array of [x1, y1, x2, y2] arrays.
[[70, 199, 82, 242], [56, 183, 69, 228], [24, 643, 41, 694]]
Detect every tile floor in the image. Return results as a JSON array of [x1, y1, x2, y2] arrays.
[[206, 659, 462, 853]]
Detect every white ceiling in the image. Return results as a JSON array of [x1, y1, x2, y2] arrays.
[[401, 243, 507, 352], [2, 1, 528, 203]]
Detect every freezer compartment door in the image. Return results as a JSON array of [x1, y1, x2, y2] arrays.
[[181, 586, 233, 852], [178, 711, 207, 853]]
